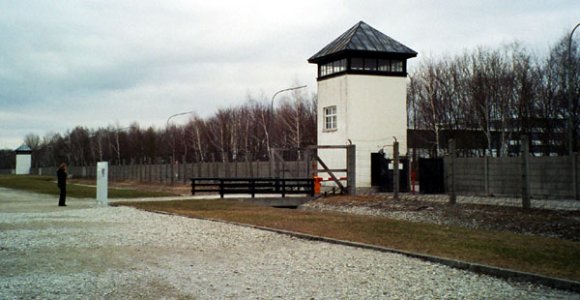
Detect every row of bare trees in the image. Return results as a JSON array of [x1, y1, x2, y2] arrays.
[[4, 32, 577, 168], [407, 33, 579, 156], [16, 91, 316, 168]]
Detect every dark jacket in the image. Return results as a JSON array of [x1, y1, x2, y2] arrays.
[[57, 169, 67, 188]]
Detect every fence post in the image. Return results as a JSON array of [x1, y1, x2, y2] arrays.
[[148, 158, 152, 182], [393, 141, 400, 200], [269, 149, 275, 178], [282, 179, 286, 197], [484, 155, 489, 196], [346, 144, 356, 195], [573, 153, 579, 200], [171, 157, 176, 185], [304, 150, 311, 179], [250, 179, 255, 198], [182, 155, 187, 185], [448, 139, 456, 205], [521, 135, 530, 209]]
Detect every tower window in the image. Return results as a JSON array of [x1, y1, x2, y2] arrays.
[[323, 106, 337, 131], [350, 58, 404, 74], [392, 60, 403, 72], [378, 59, 390, 71], [351, 58, 364, 71], [318, 57, 406, 79], [363, 58, 377, 71], [319, 59, 346, 77], [333, 59, 346, 73]]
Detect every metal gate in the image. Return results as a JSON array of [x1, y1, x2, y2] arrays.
[[272, 145, 357, 195], [418, 158, 444, 194], [371, 153, 389, 190], [371, 152, 409, 192]]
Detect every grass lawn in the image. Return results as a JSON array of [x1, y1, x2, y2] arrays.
[[0, 175, 175, 198], [117, 199, 580, 282]]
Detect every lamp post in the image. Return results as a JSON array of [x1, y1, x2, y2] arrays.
[[166, 111, 194, 128], [266, 85, 307, 156], [568, 23, 580, 156], [166, 111, 194, 184], [270, 85, 308, 115]]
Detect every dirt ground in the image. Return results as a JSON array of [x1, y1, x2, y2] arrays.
[[80, 180, 580, 241], [313, 195, 580, 241]]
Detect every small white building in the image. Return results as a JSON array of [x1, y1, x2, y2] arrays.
[[15, 144, 32, 175], [308, 21, 417, 190]]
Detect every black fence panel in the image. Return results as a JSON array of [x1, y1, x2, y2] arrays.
[[371, 153, 409, 192], [419, 158, 444, 194]]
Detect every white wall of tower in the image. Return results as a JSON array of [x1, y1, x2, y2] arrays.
[[15, 153, 31, 175], [317, 74, 407, 188]]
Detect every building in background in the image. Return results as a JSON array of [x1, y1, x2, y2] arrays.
[[15, 144, 32, 175]]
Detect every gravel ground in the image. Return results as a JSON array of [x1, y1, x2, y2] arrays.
[[302, 194, 580, 241], [1, 188, 578, 299]]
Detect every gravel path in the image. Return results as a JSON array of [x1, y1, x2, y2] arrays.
[[0, 188, 578, 299]]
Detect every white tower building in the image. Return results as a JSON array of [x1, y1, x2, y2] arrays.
[[15, 144, 32, 175], [308, 21, 417, 190]]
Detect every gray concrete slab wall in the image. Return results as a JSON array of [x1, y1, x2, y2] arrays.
[[28, 161, 312, 184], [445, 154, 579, 199]]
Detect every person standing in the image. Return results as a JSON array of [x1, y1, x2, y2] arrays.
[[57, 163, 68, 207]]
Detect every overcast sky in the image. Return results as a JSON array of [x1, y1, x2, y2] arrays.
[[1, 0, 579, 149]]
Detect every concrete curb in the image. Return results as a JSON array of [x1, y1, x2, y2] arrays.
[[147, 209, 580, 293]]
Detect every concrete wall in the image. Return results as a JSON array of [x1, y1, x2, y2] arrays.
[[317, 74, 407, 188], [528, 156, 577, 199], [30, 160, 311, 185], [445, 154, 579, 199], [488, 157, 521, 197]]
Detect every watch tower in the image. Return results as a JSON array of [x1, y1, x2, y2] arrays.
[[308, 21, 417, 189]]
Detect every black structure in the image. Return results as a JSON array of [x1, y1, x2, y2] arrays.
[[408, 117, 569, 157], [418, 158, 445, 194], [370, 153, 409, 193], [370, 153, 390, 190], [191, 178, 315, 198], [308, 21, 417, 80]]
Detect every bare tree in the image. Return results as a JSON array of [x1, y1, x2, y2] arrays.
[[24, 133, 41, 150]]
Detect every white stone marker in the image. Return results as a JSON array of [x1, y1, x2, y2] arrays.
[[96, 162, 108, 206]]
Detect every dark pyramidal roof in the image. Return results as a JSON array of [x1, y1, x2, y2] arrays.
[[308, 21, 417, 63], [15, 144, 31, 152]]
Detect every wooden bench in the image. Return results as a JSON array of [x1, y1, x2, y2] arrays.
[[191, 177, 314, 198]]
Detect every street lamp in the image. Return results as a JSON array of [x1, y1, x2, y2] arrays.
[[166, 111, 194, 128], [266, 85, 308, 156], [568, 23, 580, 156], [166, 110, 194, 162], [270, 85, 308, 114], [166, 111, 194, 184]]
